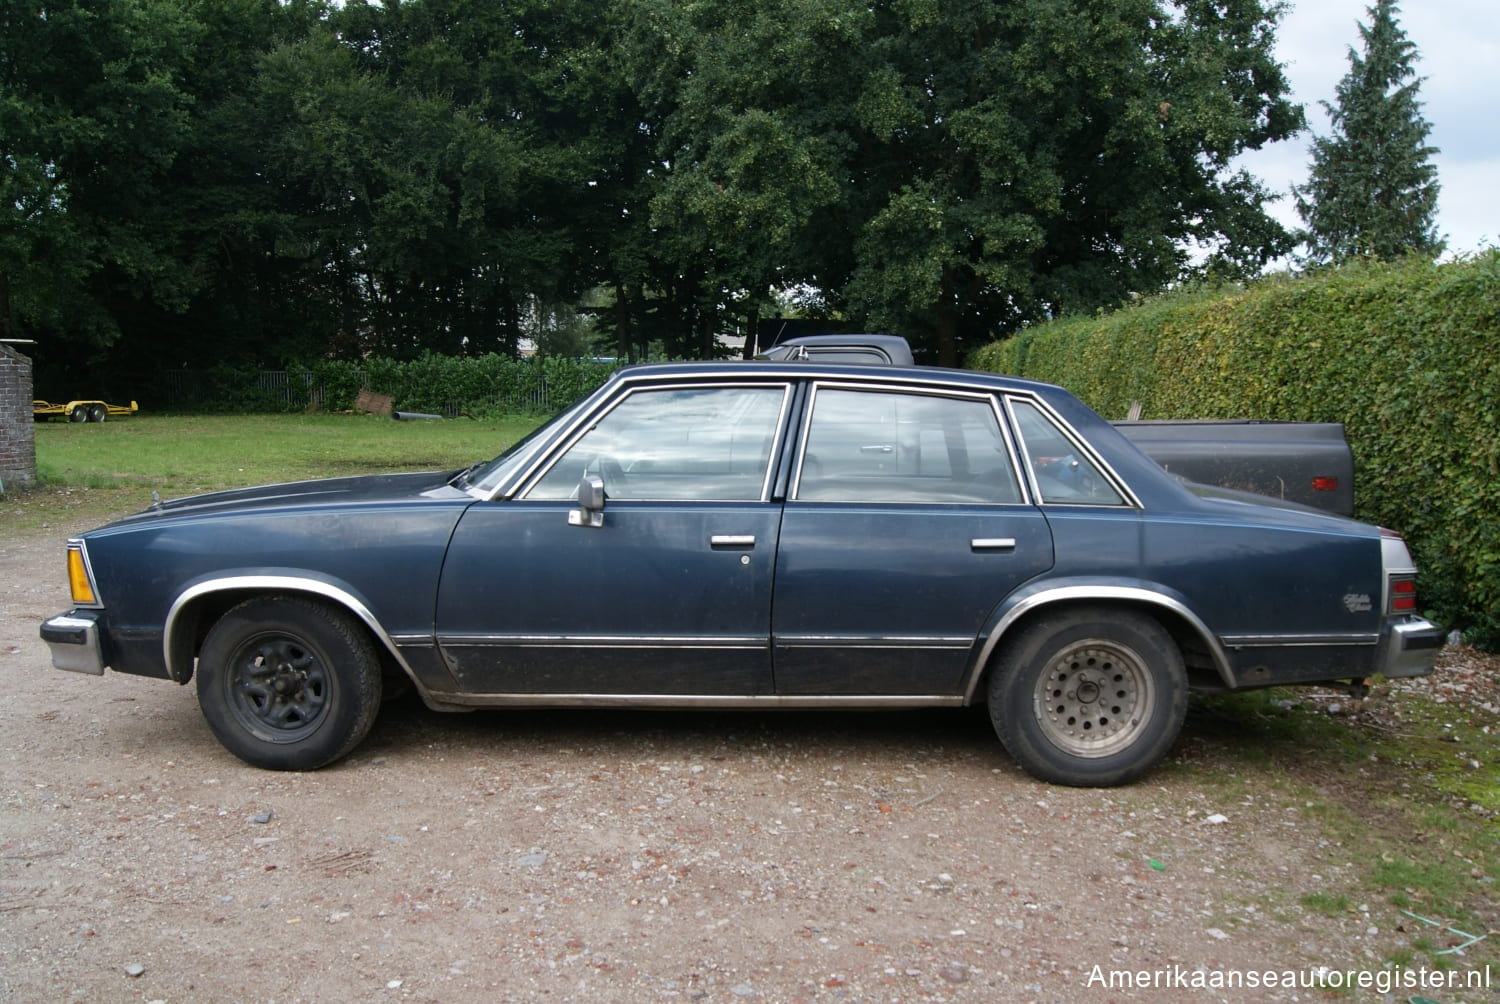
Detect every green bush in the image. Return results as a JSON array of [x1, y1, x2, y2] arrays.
[[296, 354, 618, 417], [151, 354, 619, 420], [971, 252, 1500, 648]]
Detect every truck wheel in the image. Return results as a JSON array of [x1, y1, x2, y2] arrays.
[[988, 607, 1187, 786], [69, 405, 88, 423], [195, 596, 382, 770], [88, 403, 106, 422]]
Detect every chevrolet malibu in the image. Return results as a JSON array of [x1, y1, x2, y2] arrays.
[[41, 361, 1443, 785]]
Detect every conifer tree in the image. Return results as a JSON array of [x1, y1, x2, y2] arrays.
[[1295, 1, 1442, 262]]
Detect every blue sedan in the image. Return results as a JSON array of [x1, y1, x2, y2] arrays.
[[41, 361, 1443, 785]]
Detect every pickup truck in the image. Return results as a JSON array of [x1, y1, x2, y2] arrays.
[[760, 334, 1355, 515], [1112, 419, 1353, 516]]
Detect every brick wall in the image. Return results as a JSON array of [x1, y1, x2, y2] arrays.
[[0, 343, 37, 489]]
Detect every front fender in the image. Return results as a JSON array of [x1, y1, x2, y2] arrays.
[[962, 578, 1236, 703], [162, 571, 419, 685]]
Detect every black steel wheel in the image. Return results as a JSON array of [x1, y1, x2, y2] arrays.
[[195, 596, 381, 770], [989, 607, 1188, 787]]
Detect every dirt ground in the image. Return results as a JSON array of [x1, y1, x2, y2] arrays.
[[2, 509, 1496, 1003]]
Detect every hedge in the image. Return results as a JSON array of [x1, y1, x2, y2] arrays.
[[302, 353, 618, 417], [153, 354, 619, 417], [970, 252, 1500, 649]]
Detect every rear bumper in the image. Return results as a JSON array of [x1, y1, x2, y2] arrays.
[[1376, 616, 1444, 679], [40, 611, 106, 676]]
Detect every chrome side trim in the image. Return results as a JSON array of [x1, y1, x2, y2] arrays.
[[776, 634, 973, 648], [437, 633, 766, 649], [417, 692, 966, 710], [963, 585, 1236, 701], [163, 575, 420, 681], [971, 538, 1017, 551], [1218, 632, 1378, 648]]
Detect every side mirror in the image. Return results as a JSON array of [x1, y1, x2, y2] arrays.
[[568, 473, 606, 528]]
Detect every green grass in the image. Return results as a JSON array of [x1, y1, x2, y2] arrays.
[[1300, 891, 1353, 916], [5, 412, 544, 530]]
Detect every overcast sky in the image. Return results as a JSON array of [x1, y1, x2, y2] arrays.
[[1233, 0, 1500, 258]]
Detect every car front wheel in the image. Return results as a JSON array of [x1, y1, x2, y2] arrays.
[[195, 596, 381, 770], [989, 607, 1187, 787]]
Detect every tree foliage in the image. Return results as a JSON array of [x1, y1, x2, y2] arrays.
[[1293, 0, 1442, 264], [3, 0, 1307, 385]]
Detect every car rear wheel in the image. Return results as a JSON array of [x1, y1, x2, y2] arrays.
[[195, 596, 381, 770], [989, 607, 1187, 787]]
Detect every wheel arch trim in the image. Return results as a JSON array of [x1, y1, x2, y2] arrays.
[[963, 583, 1236, 702], [163, 574, 418, 684]]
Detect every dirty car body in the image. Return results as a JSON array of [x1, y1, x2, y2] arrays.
[[40, 361, 1443, 785]]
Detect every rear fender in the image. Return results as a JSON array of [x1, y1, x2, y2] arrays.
[[964, 580, 1235, 702]]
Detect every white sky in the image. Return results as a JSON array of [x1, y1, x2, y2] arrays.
[[1233, 0, 1500, 257]]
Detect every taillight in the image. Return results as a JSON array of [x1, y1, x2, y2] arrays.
[[1379, 529, 1419, 617], [1310, 476, 1339, 492], [1387, 576, 1417, 615]]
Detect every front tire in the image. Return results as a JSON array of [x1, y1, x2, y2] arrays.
[[195, 596, 382, 770], [989, 607, 1187, 787]]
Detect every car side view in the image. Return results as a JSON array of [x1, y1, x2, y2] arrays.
[[41, 359, 1443, 785]]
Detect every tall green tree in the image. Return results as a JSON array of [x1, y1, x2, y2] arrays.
[[0, 0, 199, 360], [1293, 0, 1441, 263], [629, 0, 1304, 365]]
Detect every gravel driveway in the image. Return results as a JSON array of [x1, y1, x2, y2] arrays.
[[2, 514, 1494, 1002]]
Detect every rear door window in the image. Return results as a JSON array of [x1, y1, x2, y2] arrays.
[[795, 386, 1024, 504]]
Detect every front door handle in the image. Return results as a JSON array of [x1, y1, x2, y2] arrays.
[[710, 535, 757, 548], [971, 538, 1017, 551]]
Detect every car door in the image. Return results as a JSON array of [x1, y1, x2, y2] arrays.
[[772, 382, 1055, 696], [434, 381, 792, 697]]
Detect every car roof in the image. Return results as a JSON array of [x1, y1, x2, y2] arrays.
[[607, 358, 1065, 399]]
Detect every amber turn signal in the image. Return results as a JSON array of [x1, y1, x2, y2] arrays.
[[67, 546, 97, 605]]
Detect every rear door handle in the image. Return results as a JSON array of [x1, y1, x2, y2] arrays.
[[971, 538, 1017, 551]]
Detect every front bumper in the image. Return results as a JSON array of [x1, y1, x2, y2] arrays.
[[40, 611, 106, 676], [1376, 615, 1445, 679]]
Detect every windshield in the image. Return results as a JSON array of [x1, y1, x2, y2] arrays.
[[460, 387, 607, 497]]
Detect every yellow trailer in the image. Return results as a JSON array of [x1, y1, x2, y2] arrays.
[[33, 399, 139, 423]]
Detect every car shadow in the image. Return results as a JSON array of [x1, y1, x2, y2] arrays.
[[358, 692, 1006, 769]]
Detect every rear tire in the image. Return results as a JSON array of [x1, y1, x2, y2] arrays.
[[195, 596, 382, 770], [989, 607, 1187, 787], [88, 403, 106, 422]]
